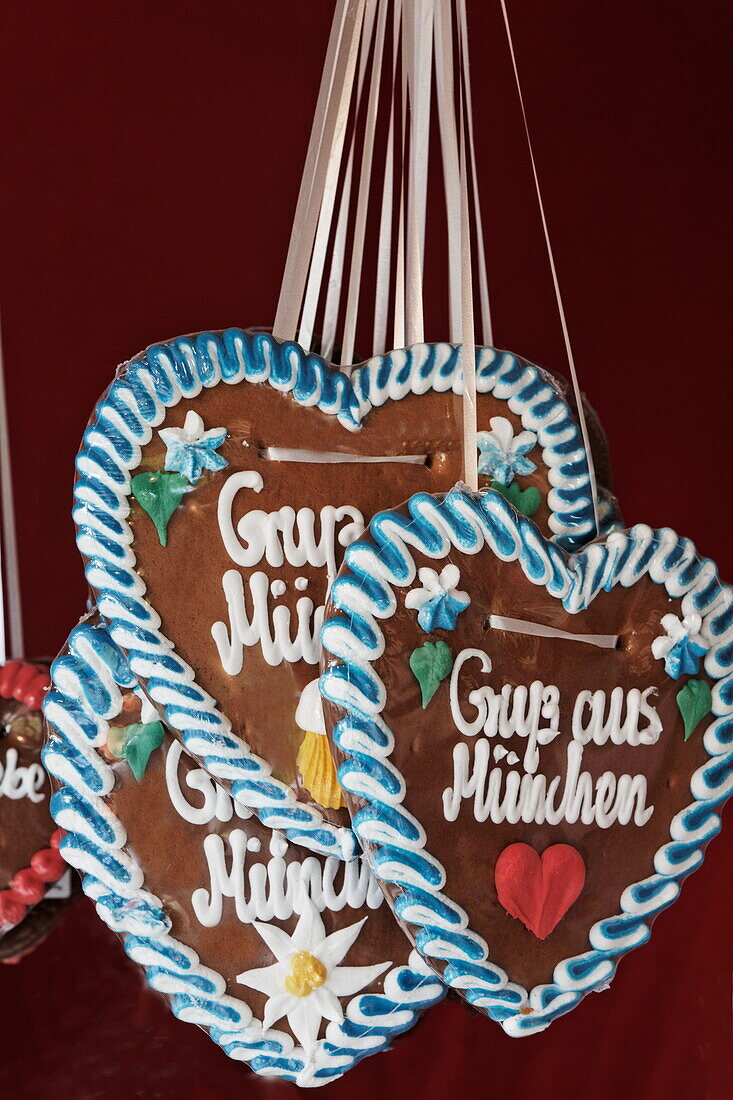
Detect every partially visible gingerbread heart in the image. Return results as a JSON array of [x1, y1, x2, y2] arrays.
[[43, 615, 445, 1086], [74, 329, 615, 860], [495, 844, 586, 939], [0, 661, 68, 935], [0, 881, 81, 964], [321, 488, 732, 1034]]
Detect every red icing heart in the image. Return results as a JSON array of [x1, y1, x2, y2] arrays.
[[495, 844, 586, 940]]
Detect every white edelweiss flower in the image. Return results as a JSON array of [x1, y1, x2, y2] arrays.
[[158, 411, 228, 483], [405, 564, 471, 632], [406, 565, 467, 610], [651, 611, 709, 679], [487, 416, 531, 455], [160, 410, 214, 446], [236, 899, 390, 1057], [476, 415, 538, 485], [651, 612, 707, 659]]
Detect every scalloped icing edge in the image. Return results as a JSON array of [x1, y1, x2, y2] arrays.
[[73, 329, 609, 862], [320, 488, 733, 1035], [42, 618, 446, 1087]]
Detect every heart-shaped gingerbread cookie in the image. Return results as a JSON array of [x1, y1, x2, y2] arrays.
[[0, 661, 68, 936], [74, 329, 614, 860], [43, 616, 444, 1086], [321, 488, 732, 1034]]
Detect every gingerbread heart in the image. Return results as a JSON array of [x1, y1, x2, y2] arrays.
[[0, 661, 68, 937], [321, 488, 733, 1034], [74, 329, 615, 860], [0, 890, 80, 964], [43, 616, 444, 1086]]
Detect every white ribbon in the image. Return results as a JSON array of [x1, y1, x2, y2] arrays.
[[273, 0, 365, 345], [316, 0, 378, 362], [275, 1, 489, 385], [499, 0, 600, 531], [0, 314, 24, 663], [372, 0, 402, 356], [458, 0, 492, 347], [433, 0, 462, 342], [392, 2, 408, 352], [340, 0, 389, 366], [489, 615, 618, 650], [274, 0, 488, 488], [404, 0, 434, 346], [265, 448, 427, 465], [274, 0, 598, 515], [459, 114, 478, 492], [272, 0, 348, 344], [297, 0, 369, 353]]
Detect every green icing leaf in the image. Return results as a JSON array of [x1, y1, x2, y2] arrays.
[[131, 470, 189, 547], [109, 721, 165, 781], [490, 479, 542, 518], [410, 640, 453, 709], [676, 679, 712, 741]]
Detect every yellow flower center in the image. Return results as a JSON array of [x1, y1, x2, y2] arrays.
[[284, 951, 327, 998]]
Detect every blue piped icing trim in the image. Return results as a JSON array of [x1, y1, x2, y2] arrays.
[[74, 329, 605, 862], [320, 488, 733, 1035], [42, 619, 445, 1087]]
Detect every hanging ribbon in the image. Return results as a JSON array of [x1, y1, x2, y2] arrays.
[[273, 0, 599, 524], [458, 42, 478, 492], [275, 0, 489, 379], [372, 0, 402, 355], [457, 0, 493, 347], [278, 1, 611, 501], [299, 0, 374, 355], [340, 0, 390, 366], [432, 0, 478, 487], [273, 0, 365, 346], [498, 0, 600, 531], [0, 315, 24, 664]]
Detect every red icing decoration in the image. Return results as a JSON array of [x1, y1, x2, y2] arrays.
[[0, 659, 50, 710], [0, 661, 65, 933], [494, 843, 586, 940], [30, 849, 65, 882], [10, 869, 45, 905], [0, 893, 26, 928]]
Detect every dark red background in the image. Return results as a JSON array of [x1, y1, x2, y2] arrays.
[[1, 1, 732, 1097]]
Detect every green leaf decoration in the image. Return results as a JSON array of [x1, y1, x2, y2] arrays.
[[131, 470, 189, 547], [410, 640, 454, 709], [676, 679, 712, 741], [490, 480, 542, 518], [108, 721, 165, 781]]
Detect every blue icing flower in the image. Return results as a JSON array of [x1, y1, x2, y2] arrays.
[[651, 611, 709, 679], [159, 411, 228, 484], [405, 565, 471, 632], [476, 416, 537, 486]]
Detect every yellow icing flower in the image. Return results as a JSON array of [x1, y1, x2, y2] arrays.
[[295, 679, 344, 810]]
